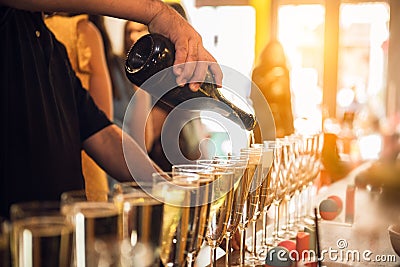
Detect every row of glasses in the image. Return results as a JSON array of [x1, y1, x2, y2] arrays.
[[198, 157, 248, 267], [152, 171, 202, 267], [204, 133, 322, 266], [8, 134, 322, 267], [8, 163, 238, 267], [172, 160, 239, 267], [173, 153, 258, 266], [265, 132, 323, 246], [297, 132, 324, 226]]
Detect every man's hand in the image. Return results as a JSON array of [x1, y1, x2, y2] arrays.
[[147, 3, 223, 91]]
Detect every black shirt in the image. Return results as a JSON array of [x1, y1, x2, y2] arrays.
[[0, 7, 112, 218]]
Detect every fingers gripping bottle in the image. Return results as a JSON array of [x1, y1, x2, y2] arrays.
[[125, 33, 256, 131]]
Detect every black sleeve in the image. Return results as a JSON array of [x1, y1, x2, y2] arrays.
[[74, 77, 113, 142]]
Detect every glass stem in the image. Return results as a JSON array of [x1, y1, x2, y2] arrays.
[[210, 246, 217, 267], [307, 182, 314, 218], [285, 197, 290, 232], [239, 228, 246, 265], [262, 209, 268, 246], [273, 202, 280, 244], [294, 190, 300, 226], [225, 235, 231, 267], [252, 219, 257, 257]]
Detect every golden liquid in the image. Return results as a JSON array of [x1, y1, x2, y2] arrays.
[[226, 164, 255, 234], [258, 170, 274, 213], [245, 162, 264, 224], [205, 173, 235, 247], [159, 184, 201, 266], [188, 177, 212, 257]]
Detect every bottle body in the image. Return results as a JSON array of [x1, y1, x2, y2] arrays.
[[125, 33, 256, 131]]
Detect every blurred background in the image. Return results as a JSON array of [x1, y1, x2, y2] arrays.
[[105, 0, 398, 162]]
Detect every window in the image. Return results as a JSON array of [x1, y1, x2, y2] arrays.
[[273, 0, 389, 133]]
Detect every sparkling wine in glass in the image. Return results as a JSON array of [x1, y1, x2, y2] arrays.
[[203, 170, 236, 267], [171, 164, 214, 267], [153, 172, 201, 267], [235, 147, 262, 265], [112, 182, 164, 267], [209, 157, 249, 266]]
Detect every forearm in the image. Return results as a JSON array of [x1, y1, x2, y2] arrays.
[[0, 0, 165, 25], [83, 124, 161, 183], [126, 88, 154, 152], [1, 0, 223, 93]]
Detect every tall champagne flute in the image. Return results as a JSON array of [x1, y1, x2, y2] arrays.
[[246, 144, 273, 265], [152, 171, 200, 267], [275, 137, 295, 239], [292, 133, 312, 228], [209, 157, 249, 266], [279, 137, 300, 239], [112, 182, 164, 267], [257, 165, 275, 259], [235, 147, 262, 265], [171, 164, 215, 267], [268, 139, 287, 246], [254, 141, 278, 260], [302, 132, 323, 225], [262, 140, 283, 240], [193, 163, 236, 267]]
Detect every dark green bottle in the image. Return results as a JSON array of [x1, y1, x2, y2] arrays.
[[125, 33, 256, 131]]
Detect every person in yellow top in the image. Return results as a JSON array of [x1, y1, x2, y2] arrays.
[[45, 13, 113, 201]]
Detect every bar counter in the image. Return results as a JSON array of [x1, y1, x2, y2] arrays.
[[200, 161, 400, 267]]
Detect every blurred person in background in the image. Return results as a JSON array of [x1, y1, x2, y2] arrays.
[[45, 13, 113, 201], [251, 39, 295, 141]]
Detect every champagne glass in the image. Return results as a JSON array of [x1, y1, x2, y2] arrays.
[[246, 144, 274, 265], [112, 182, 164, 267], [171, 164, 215, 267], [279, 137, 300, 239], [301, 132, 323, 225], [208, 157, 249, 266], [10, 201, 74, 267], [251, 141, 277, 260], [152, 171, 201, 267], [275, 137, 295, 240], [293, 133, 313, 228], [60, 190, 121, 267], [232, 147, 262, 265], [267, 139, 287, 246], [193, 162, 236, 267]]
